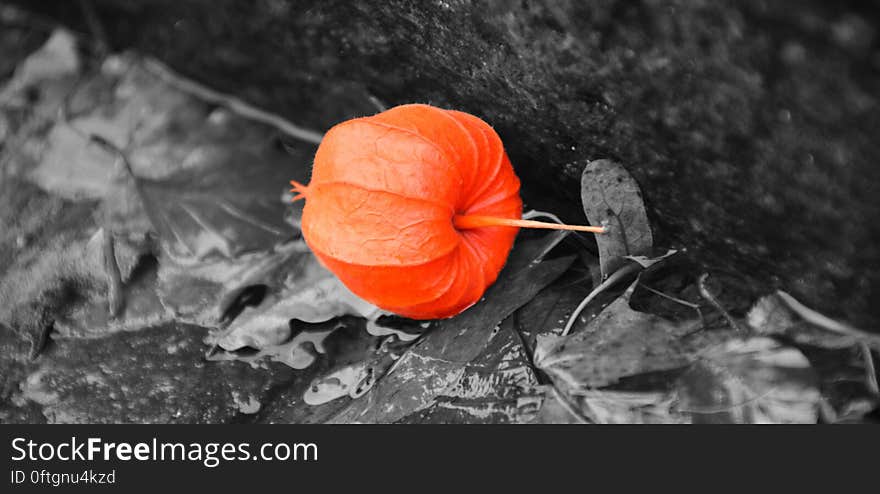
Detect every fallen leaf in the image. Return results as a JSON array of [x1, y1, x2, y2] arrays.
[[623, 249, 678, 268], [395, 317, 540, 423], [534, 281, 699, 390], [207, 319, 340, 371], [747, 294, 879, 420], [303, 362, 370, 405], [53, 240, 170, 338], [213, 247, 381, 353], [365, 316, 427, 342], [327, 236, 576, 423], [1, 39, 293, 334], [8, 48, 323, 331], [580, 159, 653, 279], [677, 337, 820, 423], [512, 270, 594, 349], [246, 323, 389, 424], [0, 28, 79, 107], [529, 385, 686, 424]]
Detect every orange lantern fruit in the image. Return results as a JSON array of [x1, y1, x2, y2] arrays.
[[290, 104, 603, 319]]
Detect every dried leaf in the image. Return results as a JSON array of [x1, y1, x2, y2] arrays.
[[6, 49, 319, 332], [580, 159, 653, 279], [213, 248, 381, 352], [33, 56, 313, 260], [623, 249, 678, 268], [534, 282, 698, 390], [677, 337, 820, 423], [0, 29, 79, 105], [530, 385, 686, 424]]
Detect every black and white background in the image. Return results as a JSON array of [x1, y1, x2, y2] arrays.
[[0, 0, 878, 431]]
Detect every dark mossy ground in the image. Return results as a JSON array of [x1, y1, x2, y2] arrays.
[[17, 0, 876, 329]]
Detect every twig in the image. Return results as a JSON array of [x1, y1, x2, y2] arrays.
[[102, 224, 123, 317], [142, 58, 324, 145], [697, 273, 746, 334], [775, 290, 880, 395], [641, 284, 705, 330], [640, 284, 700, 309], [561, 262, 640, 336], [549, 386, 591, 424], [776, 290, 880, 348]]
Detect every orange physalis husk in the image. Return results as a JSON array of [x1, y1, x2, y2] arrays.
[[291, 104, 604, 320]]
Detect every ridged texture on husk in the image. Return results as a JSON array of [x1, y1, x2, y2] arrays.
[[300, 104, 522, 319]]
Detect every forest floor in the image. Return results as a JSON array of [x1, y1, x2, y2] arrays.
[[1, 6, 878, 424]]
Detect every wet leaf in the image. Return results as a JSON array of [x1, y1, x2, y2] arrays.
[[304, 362, 371, 405], [303, 329, 417, 406], [327, 236, 576, 423], [580, 159, 653, 279], [208, 322, 336, 371], [212, 247, 381, 353], [535, 282, 699, 390], [249, 323, 388, 424], [395, 317, 540, 423], [677, 337, 820, 424], [300, 319, 427, 409], [364, 316, 427, 342]]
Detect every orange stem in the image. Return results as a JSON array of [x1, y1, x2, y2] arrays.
[[289, 179, 605, 234], [454, 214, 605, 234]]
